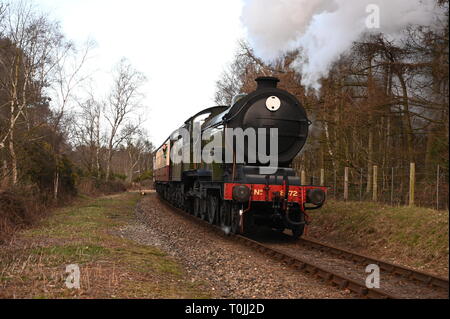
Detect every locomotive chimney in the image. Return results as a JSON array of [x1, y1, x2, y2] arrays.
[[255, 76, 280, 90]]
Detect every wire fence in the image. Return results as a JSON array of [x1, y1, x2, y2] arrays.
[[301, 164, 449, 210]]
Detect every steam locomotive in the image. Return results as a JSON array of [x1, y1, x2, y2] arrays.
[[153, 77, 326, 238]]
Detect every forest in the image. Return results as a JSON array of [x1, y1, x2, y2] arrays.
[[214, 0, 449, 209], [0, 1, 153, 239]]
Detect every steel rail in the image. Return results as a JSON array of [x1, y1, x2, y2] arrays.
[[154, 196, 401, 299], [233, 234, 399, 299], [298, 237, 449, 291]]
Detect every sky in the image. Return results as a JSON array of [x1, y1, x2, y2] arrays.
[[35, 0, 245, 147]]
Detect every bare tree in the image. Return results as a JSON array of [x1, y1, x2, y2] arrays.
[[125, 132, 145, 183], [214, 40, 288, 105], [73, 96, 102, 177], [50, 40, 94, 201], [122, 128, 153, 183], [0, 1, 67, 185], [104, 58, 146, 180], [50, 39, 95, 130], [0, 3, 6, 27]]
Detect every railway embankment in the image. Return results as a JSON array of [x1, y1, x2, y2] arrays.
[[2, 192, 446, 298], [0, 192, 209, 298], [307, 201, 449, 278]]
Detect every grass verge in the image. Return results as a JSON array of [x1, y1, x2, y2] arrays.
[[0, 192, 210, 299], [308, 200, 449, 277]]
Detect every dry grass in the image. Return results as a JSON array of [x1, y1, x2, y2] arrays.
[[0, 190, 49, 244], [0, 193, 210, 299], [76, 178, 128, 196], [308, 200, 449, 277]]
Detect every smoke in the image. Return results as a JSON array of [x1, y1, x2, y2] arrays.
[[241, 0, 445, 90]]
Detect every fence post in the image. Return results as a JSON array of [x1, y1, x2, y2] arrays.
[[391, 167, 394, 205], [409, 163, 415, 207], [333, 170, 337, 199], [344, 167, 349, 201], [373, 165, 378, 201], [320, 169, 325, 186], [436, 164, 440, 210], [359, 168, 363, 201], [301, 170, 307, 185]]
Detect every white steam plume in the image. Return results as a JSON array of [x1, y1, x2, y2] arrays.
[[242, 0, 445, 90]]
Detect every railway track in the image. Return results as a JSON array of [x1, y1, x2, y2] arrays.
[[155, 195, 448, 299], [298, 237, 449, 290], [233, 234, 398, 299]]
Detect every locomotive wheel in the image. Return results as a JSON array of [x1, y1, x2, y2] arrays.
[[220, 201, 231, 233], [184, 197, 193, 214], [193, 197, 201, 218], [175, 190, 180, 206], [199, 198, 207, 220], [193, 181, 206, 219], [176, 189, 182, 208], [179, 191, 185, 208], [206, 195, 218, 225]]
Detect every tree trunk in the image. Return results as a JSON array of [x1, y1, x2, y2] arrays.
[[366, 130, 373, 193], [96, 146, 101, 179], [106, 148, 112, 181], [397, 71, 414, 163], [54, 169, 59, 202], [366, 55, 374, 194], [9, 131, 17, 186]]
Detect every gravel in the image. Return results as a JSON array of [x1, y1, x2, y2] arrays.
[[118, 193, 355, 299], [249, 230, 448, 299]]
